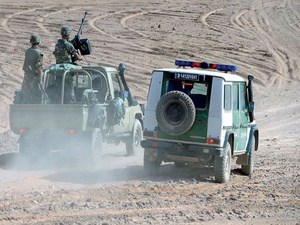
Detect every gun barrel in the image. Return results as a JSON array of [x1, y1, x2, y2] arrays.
[[76, 11, 88, 37], [71, 11, 91, 58]]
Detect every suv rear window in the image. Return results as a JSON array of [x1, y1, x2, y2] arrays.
[[166, 79, 208, 109]]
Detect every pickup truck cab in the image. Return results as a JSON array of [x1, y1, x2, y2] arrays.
[[141, 60, 259, 183], [10, 63, 144, 163]]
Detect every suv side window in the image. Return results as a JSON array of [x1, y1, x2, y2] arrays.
[[233, 84, 239, 111], [240, 83, 246, 111], [224, 85, 231, 111]]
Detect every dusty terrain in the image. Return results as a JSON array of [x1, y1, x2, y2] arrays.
[[0, 0, 299, 224]]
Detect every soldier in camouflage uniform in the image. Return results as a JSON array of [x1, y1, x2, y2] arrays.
[[21, 34, 43, 104], [52, 26, 82, 104]]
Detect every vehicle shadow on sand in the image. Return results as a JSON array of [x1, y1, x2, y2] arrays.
[[41, 164, 218, 185]]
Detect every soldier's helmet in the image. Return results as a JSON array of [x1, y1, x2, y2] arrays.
[[61, 26, 72, 36], [30, 34, 41, 44]]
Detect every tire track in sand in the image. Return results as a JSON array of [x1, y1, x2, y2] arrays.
[[2, 7, 52, 35], [118, 7, 187, 50], [230, 9, 249, 30], [36, 7, 80, 34], [0, 6, 55, 104], [250, 0, 294, 86], [89, 11, 153, 53], [201, 8, 225, 32], [229, 0, 297, 87], [120, 10, 159, 39]]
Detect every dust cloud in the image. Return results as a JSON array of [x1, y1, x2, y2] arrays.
[[0, 139, 145, 185]]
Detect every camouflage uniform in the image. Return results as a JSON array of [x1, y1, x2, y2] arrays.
[[53, 39, 77, 64], [52, 26, 77, 103], [21, 34, 43, 104]]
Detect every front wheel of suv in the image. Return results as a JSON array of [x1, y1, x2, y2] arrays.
[[241, 134, 255, 175]]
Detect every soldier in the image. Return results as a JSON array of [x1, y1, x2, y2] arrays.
[[21, 34, 43, 104], [52, 26, 81, 103], [53, 26, 81, 64]]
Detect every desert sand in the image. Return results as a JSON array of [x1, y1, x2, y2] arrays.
[[0, 0, 299, 224]]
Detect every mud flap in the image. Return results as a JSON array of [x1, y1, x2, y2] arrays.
[[236, 154, 248, 165], [144, 148, 158, 162]]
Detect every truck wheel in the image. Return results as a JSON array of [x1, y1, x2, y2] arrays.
[[241, 135, 255, 175], [85, 128, 102, 164], [19, 137, 31, 156], [126, 119, 143, 155], [144, 148, 162, 176], [156, 91, 195, 136], [214, 142, 231, 183], [19, 136, 41, 163]]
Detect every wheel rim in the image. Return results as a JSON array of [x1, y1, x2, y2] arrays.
[[134, 128, 141, 147], [163, 100, 185, 125], [225, 154, 229, 172]]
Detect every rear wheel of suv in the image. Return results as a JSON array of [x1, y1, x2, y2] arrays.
[[144, 148, 163, 176], [156, 91, 196, 136], [214, 142, 231, 183], [241, 135, 255, 175]]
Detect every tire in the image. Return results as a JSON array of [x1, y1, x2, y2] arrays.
[[214, 142, 232, 183], [126, 119, 143, 155], [144, 148, 163, 176], [156, 91, 196, 136], [19, 136, 40, 159], [19, 136, 31, 156], [84, 128, 102, 164], [241, 135, 255, 175]]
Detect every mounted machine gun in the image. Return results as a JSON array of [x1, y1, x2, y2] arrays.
[[71, 11, 92, 60]]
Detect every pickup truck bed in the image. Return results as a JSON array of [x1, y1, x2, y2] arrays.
[[10, 104, 90, 135]]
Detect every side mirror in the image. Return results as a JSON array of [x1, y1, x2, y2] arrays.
[[248, 101, 254, 113]]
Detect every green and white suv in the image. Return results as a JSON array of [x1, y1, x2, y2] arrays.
[[141, 60, 259, 183]]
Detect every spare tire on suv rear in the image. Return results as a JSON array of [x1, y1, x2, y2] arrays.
[[156, 91, 196, 136]]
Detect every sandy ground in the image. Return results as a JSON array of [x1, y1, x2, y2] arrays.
[[0, 0, 299, 224]]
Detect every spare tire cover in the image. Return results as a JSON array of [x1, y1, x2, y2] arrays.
[[156, 91, 196, 136]]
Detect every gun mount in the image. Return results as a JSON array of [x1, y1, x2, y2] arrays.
[[71, 11, 92, 56]]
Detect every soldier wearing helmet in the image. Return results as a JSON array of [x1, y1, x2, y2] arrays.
[[21, 34, 43, 104], [53, 26, 81, 64], [51, 26, 81, 104]]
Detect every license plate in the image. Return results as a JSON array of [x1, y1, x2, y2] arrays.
[[175, 73, 199, 81]]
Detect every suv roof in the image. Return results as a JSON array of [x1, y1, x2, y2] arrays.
[[154, 59, 245, 82], [154, 68, 245, 82]]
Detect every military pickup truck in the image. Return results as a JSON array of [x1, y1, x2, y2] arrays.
[[142, 59, 259, 183], [10, 63, 144, 163]]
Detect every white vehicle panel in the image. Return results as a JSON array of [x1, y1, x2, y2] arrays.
[[144, 71, 163, 131], [207, 78, 223, 144]]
